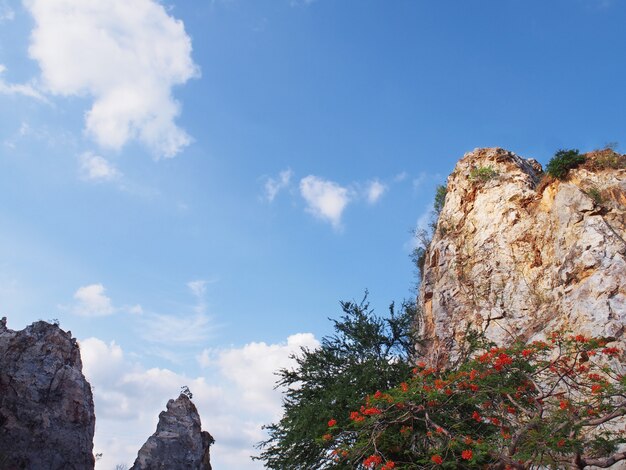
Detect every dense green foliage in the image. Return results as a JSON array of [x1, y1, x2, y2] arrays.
[[255, 295, 419, 469], [545, 149, 585, 179], [320, 332, 626, 469]]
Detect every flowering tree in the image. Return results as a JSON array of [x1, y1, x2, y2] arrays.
[[321, 332, 626, 469]]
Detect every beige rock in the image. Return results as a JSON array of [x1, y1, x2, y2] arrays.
[[419, 148, 626, 367]]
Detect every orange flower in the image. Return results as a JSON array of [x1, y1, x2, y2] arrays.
[[559, 400, 568, 410], [328, 418, 337, 427], [381, 461, 396, 470], [472, 411, 481, 422], [400, 382, 409, 392], [602, 347, 620, 357], [362, 406, 382, 416], [461, 449, 473, 460], [322, 433, 332, 442], [350, 411, 364, 422], [521, 349, 532, 357], [431, 454, 443, 465], [363, 454, 382, 468], [469, 369, 478, 380]]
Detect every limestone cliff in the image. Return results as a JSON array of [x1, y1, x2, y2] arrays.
[[130, 394, 213, 470], [419, 147, 626, 366], [0, 317, 96, 469]]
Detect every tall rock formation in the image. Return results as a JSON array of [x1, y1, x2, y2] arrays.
[[0, 318, 96, 469], [419, 147, 626, 366], [130, 393, 213, 470]]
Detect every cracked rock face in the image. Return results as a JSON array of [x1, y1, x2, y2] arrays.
[[130, 394, 213, 470], [419, 148, 626, 366], [0, 318, 95, 469]]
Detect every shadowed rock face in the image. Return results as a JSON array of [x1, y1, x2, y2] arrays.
[[419, 148, 626, 366], [0, 317, 96, 470], [131, 394, 213, 470]]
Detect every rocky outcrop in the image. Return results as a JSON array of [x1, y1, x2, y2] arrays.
[[130, 394, 213, 470], [419, 147, 626, 366], [0, 317, 95, 469]]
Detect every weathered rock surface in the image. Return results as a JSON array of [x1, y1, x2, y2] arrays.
[[0, 317, 95, 469], [419, 147, 626, 366], [130, 394, 213, 470]]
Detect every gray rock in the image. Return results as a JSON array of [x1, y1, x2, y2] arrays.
[[130, 394, 213, 470], [0, 317, 96, 470]]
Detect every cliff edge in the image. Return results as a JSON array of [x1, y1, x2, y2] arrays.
[[0, 317, 96, 469], [419, 147, 626, 366]]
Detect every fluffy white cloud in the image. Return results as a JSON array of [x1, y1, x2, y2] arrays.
[[78, 152, 120, 182], [24, 0, 199, 158], [264, 169, 293, 202], [202, 333, 319, 415], [71, 283, 116, 316], [0, 64, 46, 101], [299, 175, 351, 228], [366, 180, 387, 204], [80, 332, 319, 470]]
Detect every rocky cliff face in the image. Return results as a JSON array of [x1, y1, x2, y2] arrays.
[[0, 318, 96, 469], [419, 147, 626, 366], [130, 394, 213, 470]]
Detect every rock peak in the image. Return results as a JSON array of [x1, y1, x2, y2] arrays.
[[419, 148, 626, 366], [131, 393, 213, 470]]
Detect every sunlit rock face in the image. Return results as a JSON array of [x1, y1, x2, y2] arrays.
[[0, 318, 96, 469], [131, 393, 213, 470], [419, 147, 626, 367]]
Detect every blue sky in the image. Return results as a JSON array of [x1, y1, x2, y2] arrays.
[[1, 0, 624, 468]]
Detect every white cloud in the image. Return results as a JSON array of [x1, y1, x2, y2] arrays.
[[78, 152, 120, 182], [299, 175, 351, 228], [0, 1, 14, 21], [24, 0, 199, 158], [139, 312, 213, 344], [366, 180, 386, 204], [209, 333, 319, 415], [394, 171, 408, 182], [81, 332, 319, 470], [264, 169, 293, 202], [187, 279, 207, 298], [71, 283, 116, 316], [0, 64, 46, 101]]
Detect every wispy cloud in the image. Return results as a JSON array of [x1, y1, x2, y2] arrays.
[[0, 1, 14, 22], [24, 0, 199, 158], [138, 280, 215, 344], [299, 175, 352, 229], [0, 64, 46, 101], [366, 180, 387, 204], [78, 152, 121, 182], [264, 169, 293, 202]]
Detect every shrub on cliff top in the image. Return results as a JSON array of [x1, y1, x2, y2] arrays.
[[546, 149, 585, 179]]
